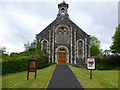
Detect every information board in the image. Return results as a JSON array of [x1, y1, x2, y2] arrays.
[[87, 58, 95, 70], [27, 59, 38, 80]]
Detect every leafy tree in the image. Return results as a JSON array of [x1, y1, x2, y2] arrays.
[[23, 40, 44, 59], [90, 36, 102, 56], [10, 52, 19, 58], [23, 40, 37, 56], [110, 24, 120, 53], [0, 47, 6, 54], [35, 40, 43, 58], [0, 47, 11, 61], [24, 41, 31, 51]]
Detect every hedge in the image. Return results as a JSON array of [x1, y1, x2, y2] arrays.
[[2, 56, 51, 75], [95, 56, 120, 70]]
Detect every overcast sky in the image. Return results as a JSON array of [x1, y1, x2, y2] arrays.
[[0, 0, 118, 54]]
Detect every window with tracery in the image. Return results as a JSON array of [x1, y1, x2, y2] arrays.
[[57, 27, 68, 44]]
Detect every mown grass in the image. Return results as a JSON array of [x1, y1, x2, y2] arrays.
[[2, 64, 56, 88], [69, 65, 119, 89]]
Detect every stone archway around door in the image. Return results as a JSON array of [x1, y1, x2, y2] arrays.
[[57, 47, 67, 64], [58, 51, 66, 64]]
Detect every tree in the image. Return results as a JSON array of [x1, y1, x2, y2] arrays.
[[90, 36, 101, 56], [0, 47, 6, 54], [24, 41, 31, 51], [0, 47, 11, 61], [23, 40, 37, 55], [110, 24, 120, 53], [10, 52, 19, 57], [23, 40, 44, 58]]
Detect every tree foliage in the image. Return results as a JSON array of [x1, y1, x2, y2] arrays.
[[0, 47, 6, 54], [110, 24, 120, 53], [90, 36, 101, 56], [2, 40, 51, 75]]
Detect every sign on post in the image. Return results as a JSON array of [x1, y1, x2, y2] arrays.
[[87, 58, 95, 79], [87, 58, 95, 70], [27, 58, 38, 80]]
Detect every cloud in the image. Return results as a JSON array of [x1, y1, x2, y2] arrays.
[[0, 2, 55, 53], [119, 1, 120, 24], [69, 2, 118, 50], [0, 1, 118, 53]]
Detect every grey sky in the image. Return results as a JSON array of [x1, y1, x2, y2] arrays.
[[0, 1, 118, 53], [118, 1, 120, 24]]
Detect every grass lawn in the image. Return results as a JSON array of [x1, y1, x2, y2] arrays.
[[69, 65, 119, 89], [2, 64, 56, 88]]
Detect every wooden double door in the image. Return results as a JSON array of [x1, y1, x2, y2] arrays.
[[58, 52, 66, 64]]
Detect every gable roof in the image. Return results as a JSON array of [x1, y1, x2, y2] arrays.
[[36, 2, 89, 39], [69, 19, 88, 36], [36, 17, 89, 39]]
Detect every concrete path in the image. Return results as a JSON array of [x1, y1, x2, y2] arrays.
[[47, 64, 84, 89]]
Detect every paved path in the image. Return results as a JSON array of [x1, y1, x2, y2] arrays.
[[47, 64, 84, 89]]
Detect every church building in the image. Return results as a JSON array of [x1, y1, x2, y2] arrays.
[[36, 2, 90, 67]]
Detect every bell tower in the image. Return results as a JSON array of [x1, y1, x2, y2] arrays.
[[57, 1, 69, 17]]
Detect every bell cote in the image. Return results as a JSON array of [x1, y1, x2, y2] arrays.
[[57, 1, 69, 17]]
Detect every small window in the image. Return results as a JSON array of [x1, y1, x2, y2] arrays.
[[61, 8, 65, 15], [61, 8, 65, 11], [59, 48, 65, 51]]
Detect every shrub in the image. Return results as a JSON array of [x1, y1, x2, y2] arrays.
[[37, 54, 50, 69], [2, 56, 30, 75], [95, 56, 120, 70], [2, 55, 51, 75]]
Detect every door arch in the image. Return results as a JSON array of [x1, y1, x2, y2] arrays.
[[56, 46, 69, 64], [57, 48, 66, 64]]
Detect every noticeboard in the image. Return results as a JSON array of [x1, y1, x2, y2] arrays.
[[29, 60, 37, 72], [27, 59, 38, 80], [87, 58, 96, 70]]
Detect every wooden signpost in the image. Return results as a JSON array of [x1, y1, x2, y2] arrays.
[[87, 58, 95, 79], [27, 58, 38, 80]]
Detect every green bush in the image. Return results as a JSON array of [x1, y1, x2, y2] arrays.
[[2, 56, 30, 75], [37, 54, 50, 69], [95, 56, 120, 70], [2, 55, 51, 75]]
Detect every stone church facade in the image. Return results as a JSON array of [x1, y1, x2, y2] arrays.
[[36, 2, 90, 67]]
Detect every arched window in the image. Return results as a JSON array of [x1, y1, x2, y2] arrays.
[[43, 41, 47, 54], [78, 40, 84, 58], [63, 31, 68, 44], [58, 31, 62, 44], [57, 27, 69, 44]]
